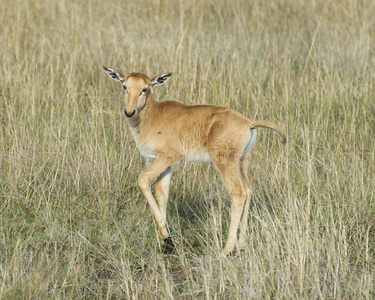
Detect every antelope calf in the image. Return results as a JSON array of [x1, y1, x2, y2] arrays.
[[103, 67, 286, 255]]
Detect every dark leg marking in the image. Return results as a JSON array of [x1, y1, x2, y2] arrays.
[[162, 237, 175, 254]]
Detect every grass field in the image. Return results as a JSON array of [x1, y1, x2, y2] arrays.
[[1, 0, 374, 298]]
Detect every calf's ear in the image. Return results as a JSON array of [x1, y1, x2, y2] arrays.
[[103, 66, 124, 83]]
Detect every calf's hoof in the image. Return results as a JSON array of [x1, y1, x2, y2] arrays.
[[162, 237, 175, 254]]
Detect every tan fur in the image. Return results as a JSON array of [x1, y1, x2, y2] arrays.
[[103, 68, 286, 255]]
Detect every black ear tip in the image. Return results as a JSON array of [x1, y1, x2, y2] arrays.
[[102, 66, 109, 71], [158, 73, 172, 82]]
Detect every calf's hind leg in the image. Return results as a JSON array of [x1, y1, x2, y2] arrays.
[[238, 155, 252, 249], [213, 159, 247, 255]]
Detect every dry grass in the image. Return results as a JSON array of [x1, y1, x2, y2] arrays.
[[1, 0, 374, 298]]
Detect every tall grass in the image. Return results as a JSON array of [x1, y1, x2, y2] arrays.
[[1, 0, 374, 298]]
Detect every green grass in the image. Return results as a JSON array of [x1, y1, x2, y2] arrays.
[[1, 0, 374, 298]]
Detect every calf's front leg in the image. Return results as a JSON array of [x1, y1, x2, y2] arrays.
[[138, 157, 175, 253]]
